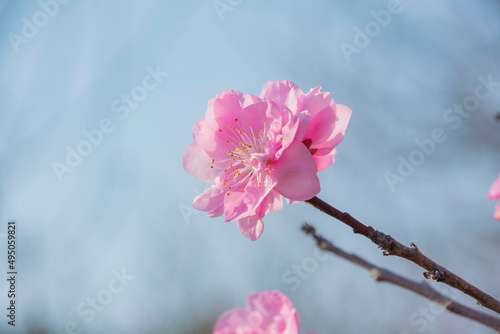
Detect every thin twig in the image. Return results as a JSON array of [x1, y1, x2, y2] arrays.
[[302, 224, 500, 332], [304, 196, 500, 315]]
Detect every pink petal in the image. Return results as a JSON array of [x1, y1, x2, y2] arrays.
[[326, 103, 352, 148], [280, 111, 311, 156], [192, 185, 224, 214], [192, 117, 227, 155], [302, 93, 337, 145], [243, 174, 278, 215], [243, 93, 262, 108], [198, 91, 261, 160], [487, 174, 500, 201], [235, 190, 283, 241], [258, 190, 284, 215], [306, 103, 351, 172], [214, 308, 252, 332], [214, 291, 301, 334], [247, 291, 299, 333], [194, 115, 238, 161], [236, 217, 264, 241], [206, 90, 245, 120], [313, 152, 335, 173], [182, 142, 218, 183], [260, 80, 304, 114], [223, 191, 248, 222], [494, 201, 500, 221], [272, 141, 320, 200], [240, 101, 271, 139]]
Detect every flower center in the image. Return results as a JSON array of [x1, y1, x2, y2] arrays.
[[210, 117, 273, 194], [250, 145, 275, 174]]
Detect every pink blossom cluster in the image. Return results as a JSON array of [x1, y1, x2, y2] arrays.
[[182, 80, 351, 240], [487, 174, 500, 221], [213, 290, 319, 334]]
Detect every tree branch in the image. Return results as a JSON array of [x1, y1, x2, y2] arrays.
[[304, 196, 500, 315], [302, 224, 500, 332]]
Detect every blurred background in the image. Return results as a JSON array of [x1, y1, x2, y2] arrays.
[[0, 0, 499, 333]]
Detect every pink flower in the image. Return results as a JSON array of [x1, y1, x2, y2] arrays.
[[487, 174, 500, 221], [213, 290, 318, 334], [260, 80, 352, 172], [182, 90, 320, 240]]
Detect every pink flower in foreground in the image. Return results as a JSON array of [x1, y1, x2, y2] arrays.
[[487, 174, 500, 221], [260, 80, 352, 172], [213, 290, 318, 334], [182, 90, 320, 240], [183, 81, 352, 240]]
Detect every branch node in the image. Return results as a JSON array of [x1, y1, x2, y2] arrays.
[[431, 270, 444, 281], [370, 269, 381, 281]]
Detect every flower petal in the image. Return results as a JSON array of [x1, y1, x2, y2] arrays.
[[493, 202, 500, 221], [192, 185, 224, 214], [243, 174, 278, 215], [214, 291, 301, 333], [302, 92, 337, 145], [272, 141, 320, 200], [236, 190, 284, 240], [182, 142, 217, 183], [305, 103, 352, 172], [236, 217, 264, 241], [494, 201, 500, 221], [240, 101, 271, 139], [260, 80, 304, 114], [280, 111, 311, 155], [258, 190, 284, 215], [213, 308, 251, 333], [246, 291, 300, 334], [313, 151, 335, 172], [326, 103, 352, 148], [223, 191, 248, 222], [205, 90, 245, 120], [487, 174, 500, 201]]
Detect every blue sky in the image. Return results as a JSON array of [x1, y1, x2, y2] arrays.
[[0, 1, 499, 333]]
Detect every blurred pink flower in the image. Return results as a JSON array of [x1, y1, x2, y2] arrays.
[[182, 90, 320, 240], [213, 290, 318, 334], [260, 80, 352, 172], [487, 174, 500, 221]]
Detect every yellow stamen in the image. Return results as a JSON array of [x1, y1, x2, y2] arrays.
[[235, 148, 250, 157]]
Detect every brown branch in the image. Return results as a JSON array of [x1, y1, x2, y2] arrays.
[[302, 224, 500, 332], [304, 196, 500, 315]]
